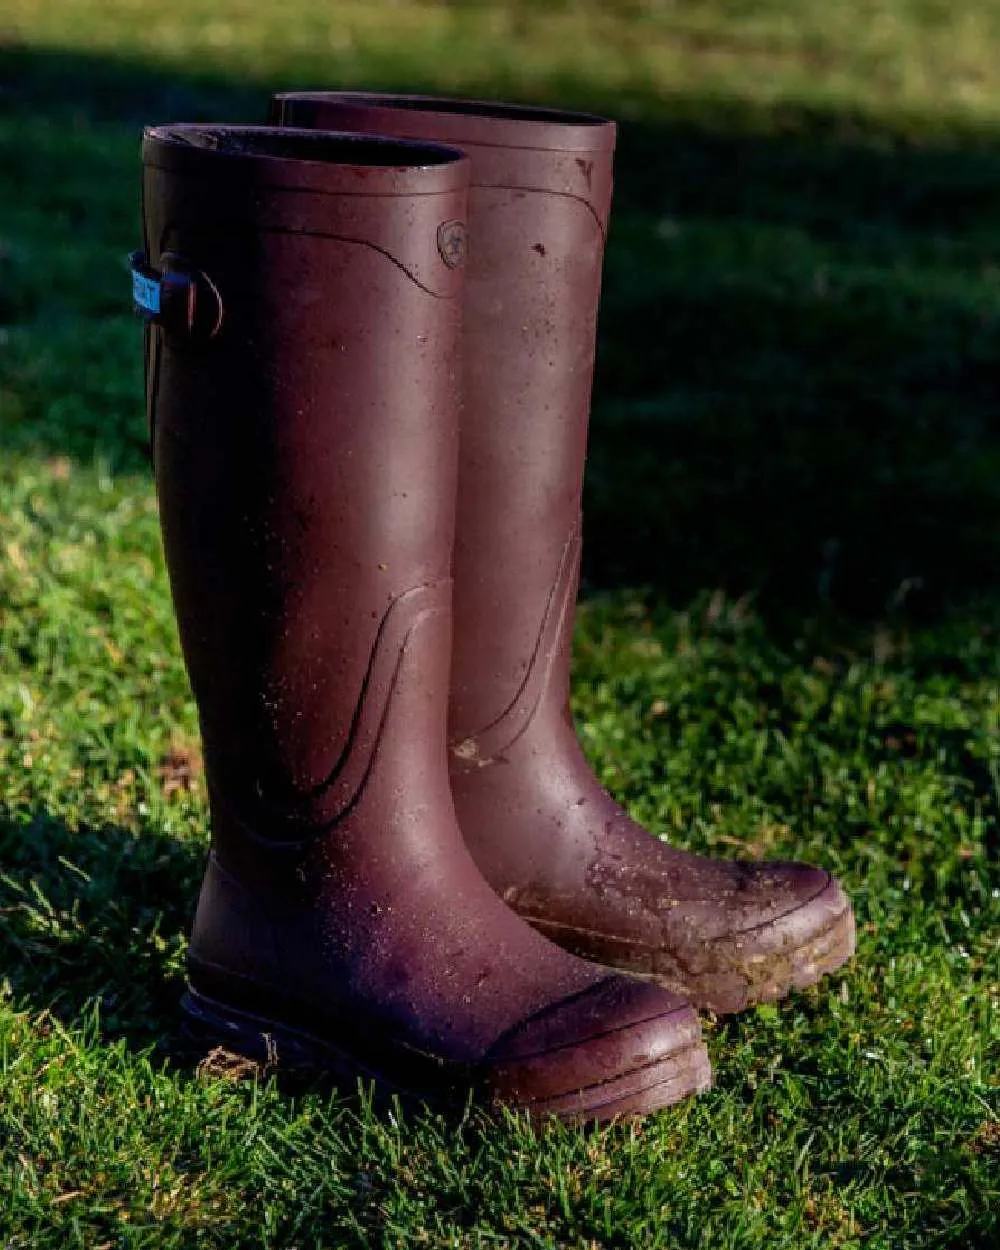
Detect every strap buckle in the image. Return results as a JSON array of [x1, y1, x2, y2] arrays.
[[128, 251, 223, 339]]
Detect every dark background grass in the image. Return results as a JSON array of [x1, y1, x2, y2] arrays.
[[5, 40, 1000, 632]]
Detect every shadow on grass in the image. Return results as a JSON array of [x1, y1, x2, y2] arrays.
[[0, 805, 201, 1051], [4, 46, 1000, 631]]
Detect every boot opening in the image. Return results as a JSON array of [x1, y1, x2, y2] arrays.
[[299, 95, 610, 127], [149, 125, 462, 168]]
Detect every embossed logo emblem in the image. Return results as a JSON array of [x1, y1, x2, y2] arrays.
[[437, 220, 467, 269]]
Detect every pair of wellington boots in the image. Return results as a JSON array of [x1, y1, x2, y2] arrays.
[[134, 94, 855, 1125]]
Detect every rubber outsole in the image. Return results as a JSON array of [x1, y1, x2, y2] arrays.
[[529, 886, 857, 1016], [180, 986, 711, 1124]]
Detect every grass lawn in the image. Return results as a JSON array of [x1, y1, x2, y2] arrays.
[[1, 1, 998, 1245]]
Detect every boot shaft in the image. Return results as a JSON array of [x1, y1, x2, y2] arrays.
[[138, 125, 470, 826], [270, 96, 615, 745]]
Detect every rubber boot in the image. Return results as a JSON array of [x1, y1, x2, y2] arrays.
[[133, 123, 709, 1122], [271, 95, 856, 1015]]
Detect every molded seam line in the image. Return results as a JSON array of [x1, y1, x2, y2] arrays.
[[472, 181, 608, 237], [211, 600, 446, 849], [156, 220, 455, 300], [451, 520, 581, 763], [257, 227, 454, 297]]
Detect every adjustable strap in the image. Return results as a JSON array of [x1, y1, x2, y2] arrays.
[[130, 252, 163, 318], [128, 250, 223, 339]]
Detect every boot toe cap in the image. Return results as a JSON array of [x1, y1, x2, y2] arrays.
[[482, 976, 709, 1124], [678, 864, 856, 1013]]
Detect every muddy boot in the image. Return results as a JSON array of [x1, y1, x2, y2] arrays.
[[132, 123, 709, 1121], [271, 96, 856, 1014]]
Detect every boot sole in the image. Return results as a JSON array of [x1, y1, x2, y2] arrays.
[[517, 1039, 712, 1125], [180, 986, 426, 1105], [179, 985, 711, 1123], [669, 901, 856, 1015], [528, 885, 856, 1015]]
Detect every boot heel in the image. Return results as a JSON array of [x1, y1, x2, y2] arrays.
[[180, 987, 453, 1113], [180, 986, 365, 1084]]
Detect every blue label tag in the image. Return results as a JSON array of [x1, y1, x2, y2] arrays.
[[132, 266, 161, 316]]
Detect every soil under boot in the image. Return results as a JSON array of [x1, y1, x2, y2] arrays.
[[134, 123, 709, 1121], [271, 96, 856, 1015]]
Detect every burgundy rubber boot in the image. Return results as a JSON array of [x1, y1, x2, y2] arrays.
[[134, 123, 709, 1121], [272, 95, 856, 1015]]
